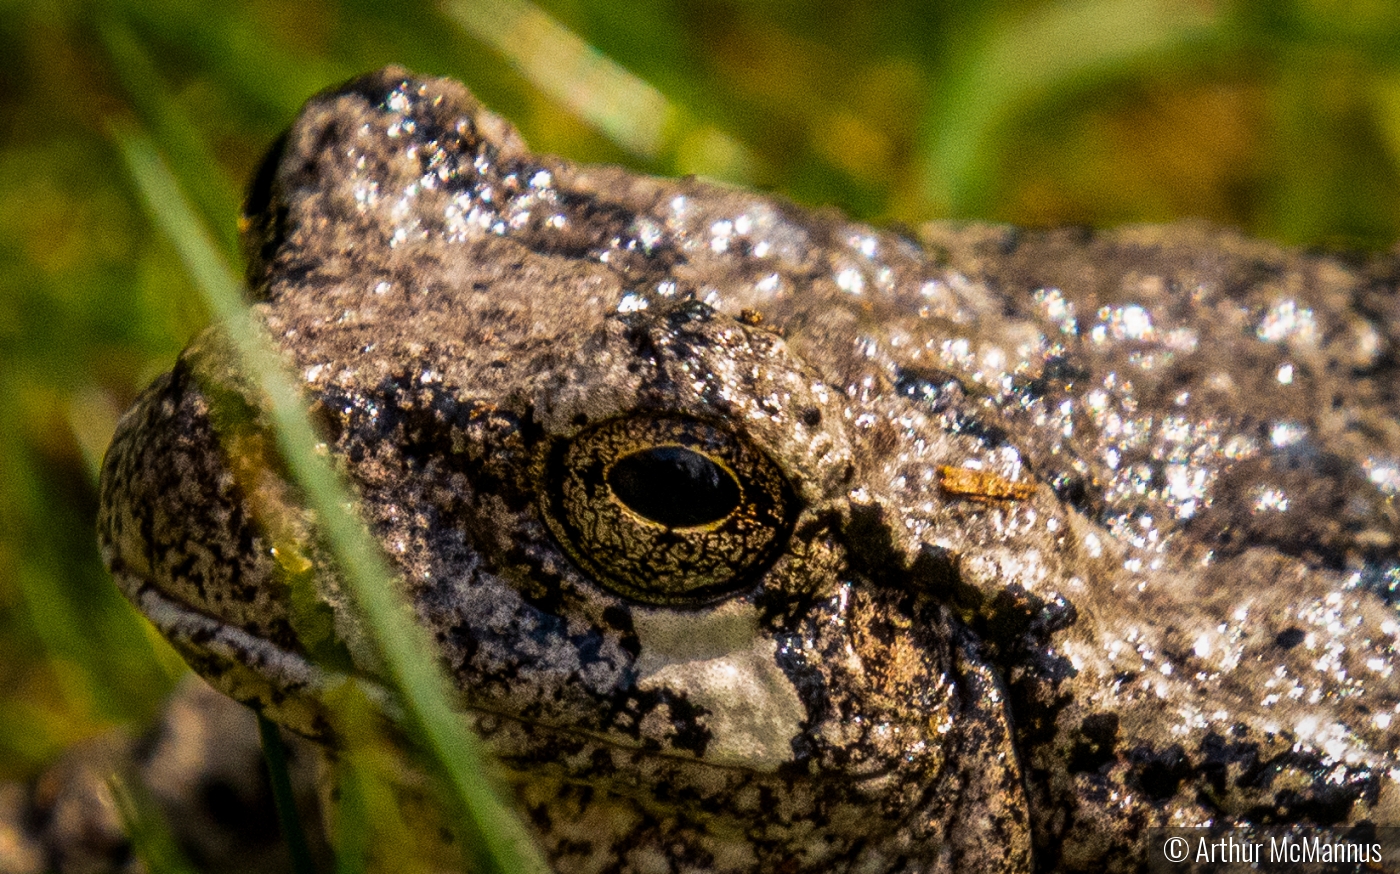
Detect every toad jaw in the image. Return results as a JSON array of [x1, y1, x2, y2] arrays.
[[114, 553, 815, 778]]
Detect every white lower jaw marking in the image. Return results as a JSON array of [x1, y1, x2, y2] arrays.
[[631, 599, 805, 771]]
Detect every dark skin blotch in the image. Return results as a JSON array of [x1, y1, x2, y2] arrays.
[[1068, 713, 1119, 774], [600, 606, 640, 659], [841, 502, 905, 590], [1275, 627, 1306, 649], [1127, 745, 1192, 802], [1197, 732, 1261, 797]]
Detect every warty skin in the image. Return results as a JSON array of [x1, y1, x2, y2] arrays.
[[99, 68, 1399, 873]]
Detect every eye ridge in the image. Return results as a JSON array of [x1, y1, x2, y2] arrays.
[[541, 414, 794, 605]]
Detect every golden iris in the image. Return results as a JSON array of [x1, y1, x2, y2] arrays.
[[542, 415, 792, 605]]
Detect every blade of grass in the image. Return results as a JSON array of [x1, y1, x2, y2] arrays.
[[108, 773, 198, 874], [97, 16, 244, 262], [113, 128, 549, 874], [115, 0, 338, 122], [258, 713, 319, 874], [333, 759, 369, 874], [921, 0, 1219, 215], [441, 0, 755, 180], [443, 0, 674, 158]]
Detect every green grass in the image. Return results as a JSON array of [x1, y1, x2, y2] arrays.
[[116, 123, 547, 872], [109, 772, 199, 874], [257, 714, 319, 874], [5, 0, 1400, 868]]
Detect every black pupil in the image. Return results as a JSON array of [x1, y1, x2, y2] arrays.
[[607, 447, 741, 528]]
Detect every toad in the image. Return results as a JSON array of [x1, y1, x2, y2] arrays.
[[99, 68, 1400, 872]]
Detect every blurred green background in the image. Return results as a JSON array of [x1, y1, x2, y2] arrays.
[[5, 0, 1400, 778]]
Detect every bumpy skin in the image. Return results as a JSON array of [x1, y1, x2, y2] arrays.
[[99, 68, 1400, 872]]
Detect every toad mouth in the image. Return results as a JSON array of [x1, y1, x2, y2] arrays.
[[115, 568, 907, 787]]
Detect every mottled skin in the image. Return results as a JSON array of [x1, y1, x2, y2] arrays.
[[98, 69, 1400, 872]]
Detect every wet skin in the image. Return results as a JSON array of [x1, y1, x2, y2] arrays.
[[99, 68, 1400, 872]]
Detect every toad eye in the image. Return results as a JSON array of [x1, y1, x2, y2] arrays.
[[542, 415, 794, 605], [606, 447, 741, 528]]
